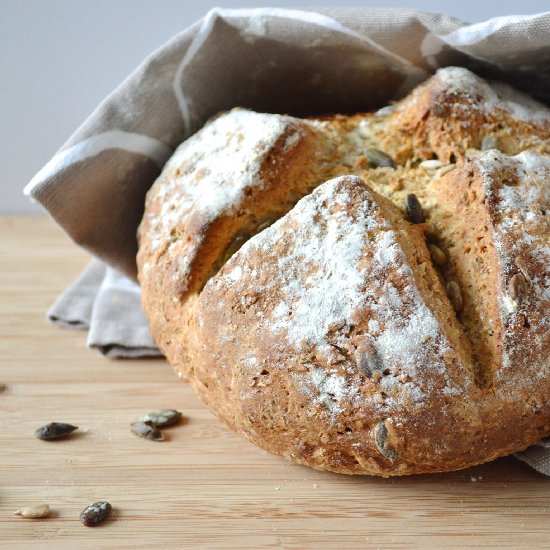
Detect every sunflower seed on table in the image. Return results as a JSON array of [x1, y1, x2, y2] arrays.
[[35, 423, 78, 441], [80, 501, 112, 527], [140, 409, 182, 428], [14, 504, 51, 519], [405, 193, 425, 224], [0, 383, 6, 392], [446, 281, 463, 312], [481, 135, 500, 151], [131, 421, 164, 441], [428, 243, 447, 266], [365, 147, 395, 168]]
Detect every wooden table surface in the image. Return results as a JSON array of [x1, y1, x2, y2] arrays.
[[1, 216, 549, 549]]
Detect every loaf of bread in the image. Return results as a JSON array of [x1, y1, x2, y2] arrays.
[[137, 67, 550, 476]]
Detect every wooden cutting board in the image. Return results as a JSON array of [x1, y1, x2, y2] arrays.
[[1, 216, 549, 549]]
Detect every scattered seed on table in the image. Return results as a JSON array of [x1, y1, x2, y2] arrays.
[[14, 504, 50, 519], [131, 421, 164, 442], [0, 383, 6, 393], [141, 409, 182, 428], [35, 423, 78, 441], [405, 194, 425, 224], [80, 501, 112, 527]]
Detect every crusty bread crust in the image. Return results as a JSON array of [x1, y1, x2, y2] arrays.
[[137, 67, 550, 476]]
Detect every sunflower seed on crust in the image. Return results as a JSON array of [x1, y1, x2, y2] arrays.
[[428, 243, 447, 266], [419, 159, 444, 170], [354, 341, 383, 379], [374, 420, 398, 462], [365, 147, 395, 168], [509, 273, 528, 304], [446, 281, 463, 312]]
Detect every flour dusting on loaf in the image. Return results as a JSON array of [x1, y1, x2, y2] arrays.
[[162, 110, 296, 220], [476, 151, 550, 381], [258, 177, 454, 388], [435, 67, 550, 126], [235, 177, 456, 415], [139, 108, 306, 271]]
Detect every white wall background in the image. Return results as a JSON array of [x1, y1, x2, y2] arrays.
[[1, 0, 549, 214]]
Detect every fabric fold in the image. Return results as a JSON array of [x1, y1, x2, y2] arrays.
[[49, 260, 161, 358], [48, 259, 106, 330], [87, 266, 162, 358]]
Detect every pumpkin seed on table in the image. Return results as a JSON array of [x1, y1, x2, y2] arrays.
[[35, 422, 78, 441], [405, 193, 425, 224], [80, 501, 112, 527], [141, 408, 182, 428], [15, 504, 50, 519], [365, 147, 395, 168], [131, 421, 164, 441]]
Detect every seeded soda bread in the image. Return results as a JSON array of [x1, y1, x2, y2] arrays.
[[137, 67, 550, 476]]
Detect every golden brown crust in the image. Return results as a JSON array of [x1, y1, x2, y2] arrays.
[[433, 151, 550, 390], [137, 67, 550, 476], [190, 176, 481, 476]]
